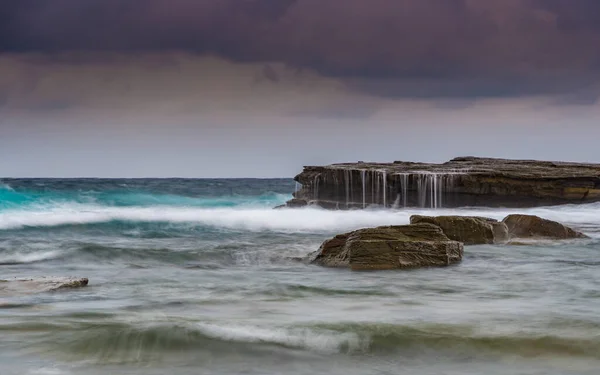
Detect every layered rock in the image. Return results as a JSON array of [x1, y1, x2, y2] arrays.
[[310, 223, 463, 271], [503, 214, 588, 240], [287, 157, 600, 209], [410, 215, 509, 245]]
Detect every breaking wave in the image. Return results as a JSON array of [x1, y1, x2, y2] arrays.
[[1, 202, 600, 235], [10, 320, 600, 362]]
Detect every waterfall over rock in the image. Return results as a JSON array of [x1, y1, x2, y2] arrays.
[[304, 168, 466, 209], [287, 157, 600, 209]]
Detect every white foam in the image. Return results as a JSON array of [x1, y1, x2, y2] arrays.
[[27, 369, 69, 375], [0, 250, 66, 264], [0, 202, 599, 234], [195, 322, 364, 353]]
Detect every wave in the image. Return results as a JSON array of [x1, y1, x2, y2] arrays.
[[0, 182, 14, 191], [0, 250, 67, 265], [0, 188, 290, 209], [2, 202, 600, 234], [10, 320, 600, 363]]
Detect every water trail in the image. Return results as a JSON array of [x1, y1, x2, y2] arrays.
[[360, 170, 366, 209], [382, 171, 387, 208], [417, 174, 426, 208], [396, 173, 409, 208], [392, 194, 401, 209], [344, 170, 350, 208], [349, 171, 354, 208], [410, 172, 449, 209], [376, 172, 380, 206], [371, 171, 375, 206]]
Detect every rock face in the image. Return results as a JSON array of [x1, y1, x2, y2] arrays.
[[410, 215, 509, 245], [287, 157, 600, 209], [0, 277, 89, 297], [311, 224, 463, 271], [503, 214, 588, 240]]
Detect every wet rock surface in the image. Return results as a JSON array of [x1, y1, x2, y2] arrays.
[[503, 214, 588, 240], [410, 215, 509, 245], [310, 223, 463, 271], [0, 277, 89, 297], [287, 157, 600, 209]]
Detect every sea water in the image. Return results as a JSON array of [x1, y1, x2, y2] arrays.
[[1, 178, 600, 375]]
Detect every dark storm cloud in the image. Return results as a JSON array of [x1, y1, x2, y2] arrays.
[[1, 0, 600, 99], [537, 0, 600, 31]]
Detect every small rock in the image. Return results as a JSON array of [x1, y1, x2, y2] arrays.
[[410, 215, 509, 245], [311, 223, 463, 271], [502, 214, 588, 240], [285, 198, 308, 208], [0, 277, 89, 297]]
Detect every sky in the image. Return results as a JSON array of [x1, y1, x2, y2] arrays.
[[1, 0, 600, 177]]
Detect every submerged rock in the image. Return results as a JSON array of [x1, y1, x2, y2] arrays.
[[0, 277, 89, 297], [410, 215, 509, 245], [274, 198, 308, 209], [502, 214, 588, 240], [286, 198, 308, 208], [311, 223, 463, 271]]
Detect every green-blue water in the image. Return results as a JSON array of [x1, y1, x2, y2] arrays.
[[1, 178, 600, 375]]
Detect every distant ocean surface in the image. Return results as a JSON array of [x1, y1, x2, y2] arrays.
[[1, 178, 600, 375]]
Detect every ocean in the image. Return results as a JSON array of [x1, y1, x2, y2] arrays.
[[1, 178, 599, 375]]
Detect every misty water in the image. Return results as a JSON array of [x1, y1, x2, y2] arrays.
[[1, 178, 600, 375]]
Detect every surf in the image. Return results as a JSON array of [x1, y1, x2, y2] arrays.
[[2, 201, 600, 234]]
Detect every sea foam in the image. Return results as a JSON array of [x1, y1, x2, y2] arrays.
[[1, 202, 600, 235], [194, 322, 365, 353]]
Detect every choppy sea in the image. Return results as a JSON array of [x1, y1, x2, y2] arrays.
[[1, 178, 599, 375]]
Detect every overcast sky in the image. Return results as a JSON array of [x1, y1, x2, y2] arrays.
[[2, 0, 600, 177]]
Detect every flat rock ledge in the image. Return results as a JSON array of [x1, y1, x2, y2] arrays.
[[0, 277, 89, 297], [287, 156, 600, 209], [310, 223, 463, 271]]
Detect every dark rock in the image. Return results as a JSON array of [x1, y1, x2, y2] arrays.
[[311, 223, 463, 271], [502, 214, 588, 240], [0, 277, 89, 297], [286, 157, 600, 209], [285, 198, 309, 208], [410, 215, 509, 245]]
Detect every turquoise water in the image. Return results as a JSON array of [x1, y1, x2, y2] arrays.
[[1, 179, 600, 375]]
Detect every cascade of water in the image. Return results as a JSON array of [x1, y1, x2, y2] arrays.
[[407, 171, 464, 209], [382, 171, 387, 207], [437, 174, 443, 208], [360, 170, 366, 208], [314, 175, 320, 201], [375, 171, 380, 206], [344, 170, 350, 208], [431, 174, 438, 208], [392, 194, 401, 209], [371, 171, 375, 205], [429, 175, 434, 208], [417, 174, 427, 207], [402, 174, 408, 207], [294, 181, 301, 193], [346, 171, 354, 206]]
